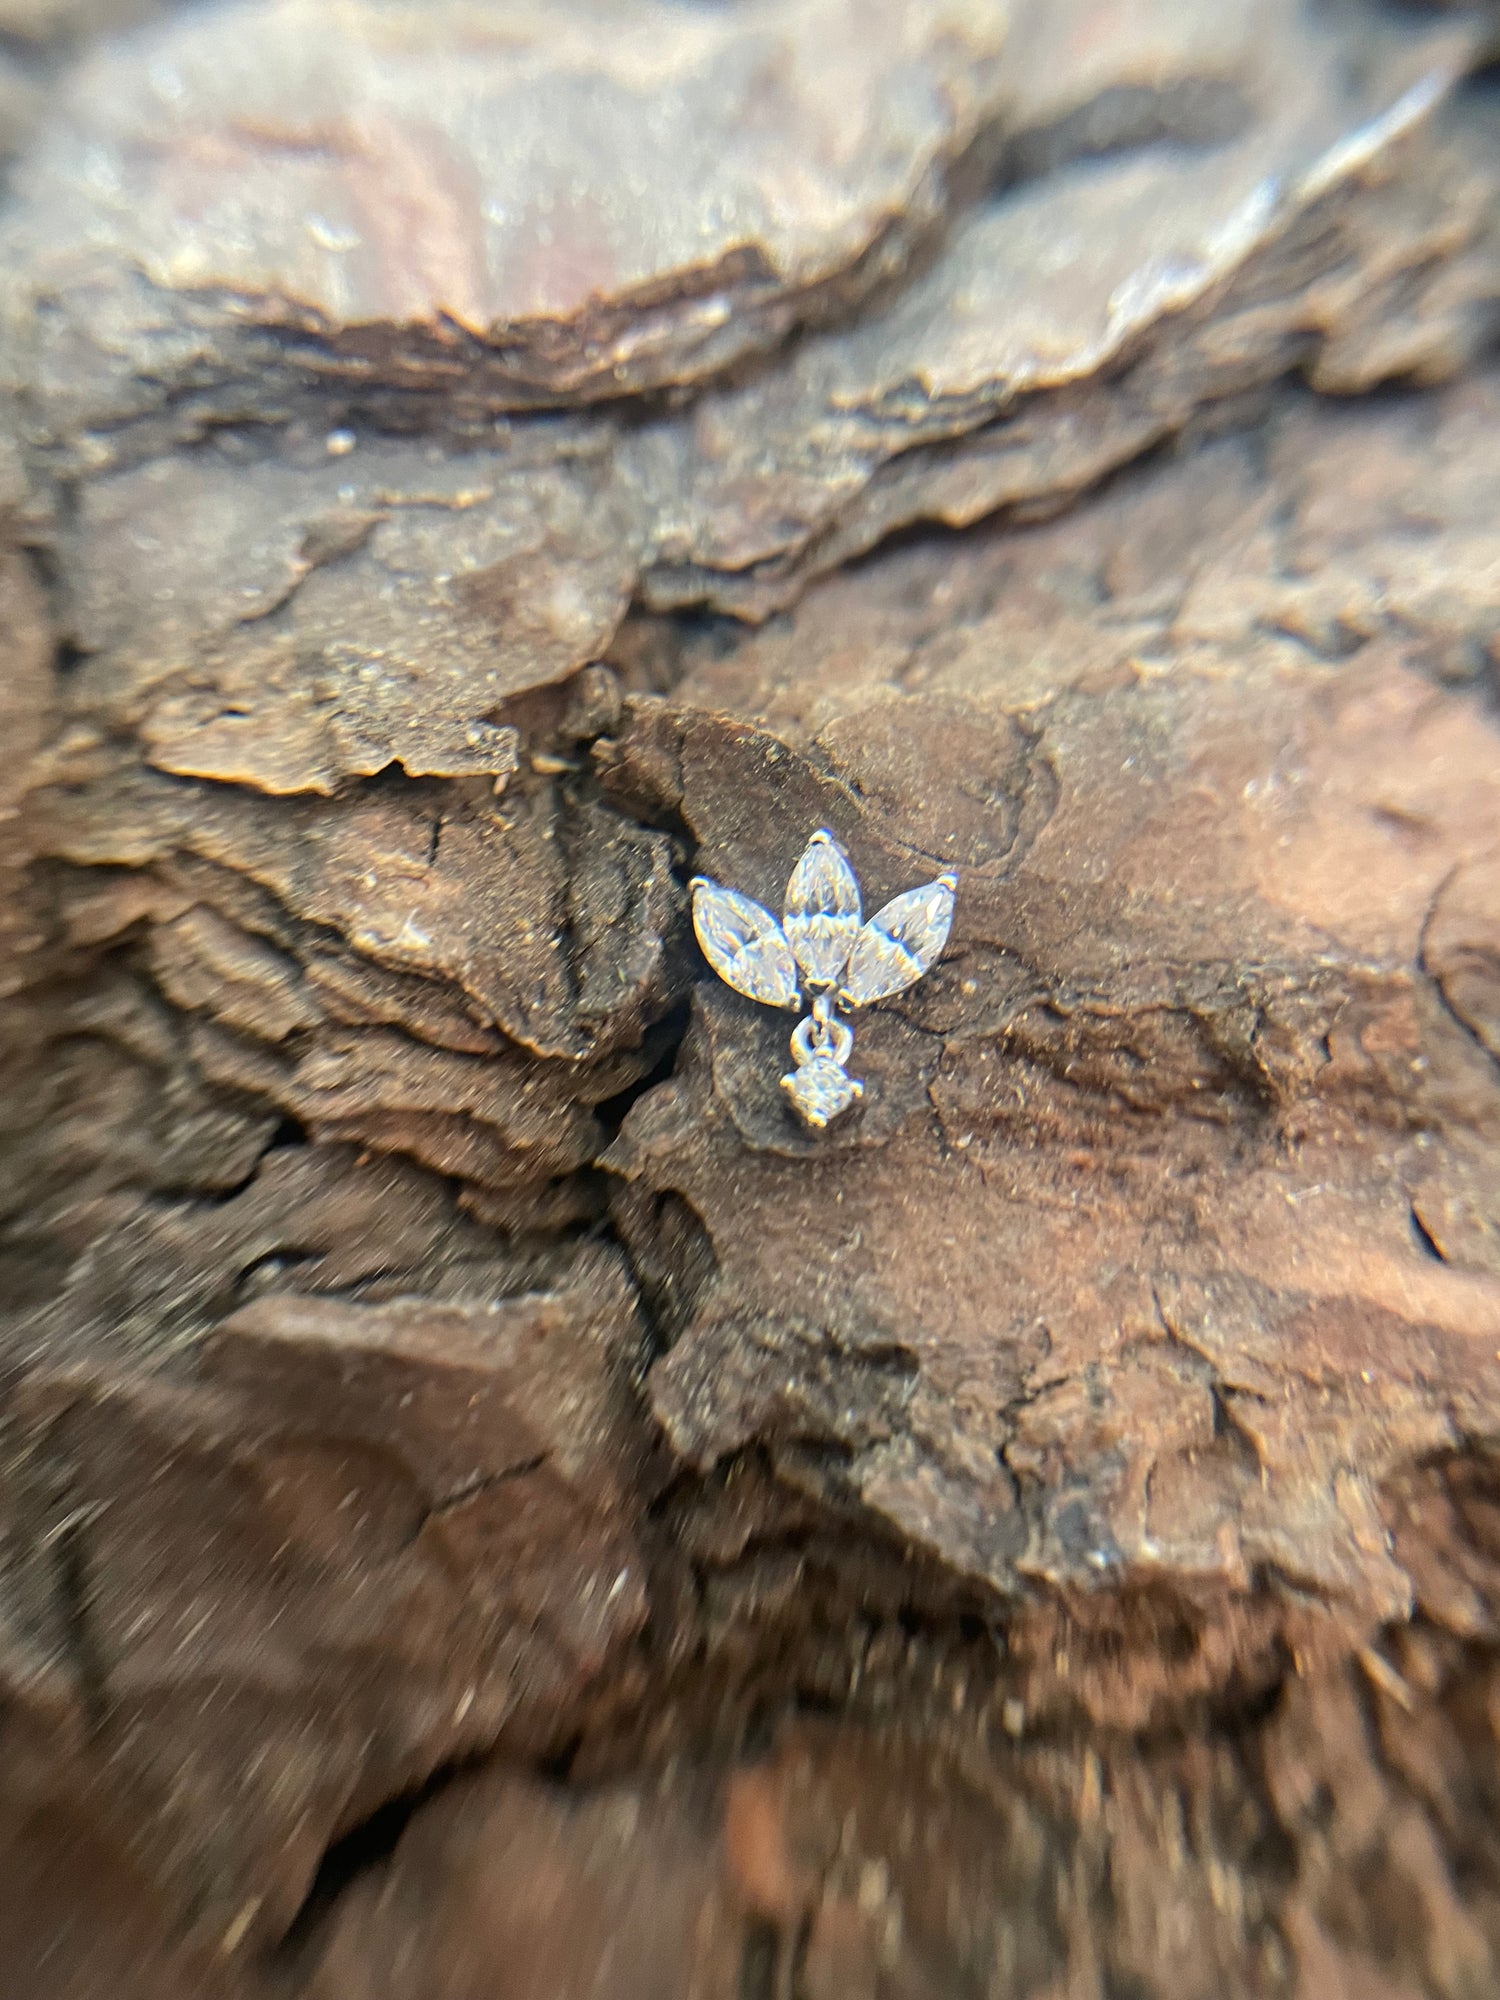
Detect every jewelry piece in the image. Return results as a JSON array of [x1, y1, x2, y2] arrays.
[[690, 830, 957, 1129]]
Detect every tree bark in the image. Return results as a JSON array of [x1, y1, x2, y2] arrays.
[[3, 1, 1500, 1996]]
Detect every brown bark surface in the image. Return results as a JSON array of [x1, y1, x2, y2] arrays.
[[3, 1, 1500, 1996]]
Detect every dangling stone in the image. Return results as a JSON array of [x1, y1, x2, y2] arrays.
[[782, 1054, 862, 1128], [781, 997, 863, 1128]]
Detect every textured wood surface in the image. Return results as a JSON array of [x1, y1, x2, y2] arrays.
[[2, 1, 1500, 1996]]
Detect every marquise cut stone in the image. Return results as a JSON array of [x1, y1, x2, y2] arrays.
[[840, 876, 956, 1007], [691, 881, 800, 1009], [783, 829, 861, 988]]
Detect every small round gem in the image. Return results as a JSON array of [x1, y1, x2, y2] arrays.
[[782, 1055, 863, 1129]]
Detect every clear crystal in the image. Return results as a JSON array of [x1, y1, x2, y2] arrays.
[[691, 880, 800, 1009], [840, 875, 956, 1007], [782, 1054, 863, 1128], [783, 829, 861, 988]]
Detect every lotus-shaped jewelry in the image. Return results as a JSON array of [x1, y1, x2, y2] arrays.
[[690, 829, 957, 1129]]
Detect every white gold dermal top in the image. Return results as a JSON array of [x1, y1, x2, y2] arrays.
[[690, 829, 957, 1129]]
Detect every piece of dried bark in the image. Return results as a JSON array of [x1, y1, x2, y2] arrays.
[[643, 12, 1491, 616], [18, 0, 1495, 808], [297, 1615, 1500, 2000], [4, 2, 1500, 1995], [1, 1234, 653, 1954], [11, 338, 1500, 2000], [54, 430, 642, 793], [39, 759, 684, 1211], [602, 374, 1500, 1728], [5, 0, 1012, 423]]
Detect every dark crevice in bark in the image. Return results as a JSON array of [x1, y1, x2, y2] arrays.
[[737, 1918, 782, 2000], [53, 1512, 108, 1737], [272, 1762, 472, 1966], [423, 1455, 549, 1521], [148, 1103, 311, 1208], [592, 995, 694, 1140]]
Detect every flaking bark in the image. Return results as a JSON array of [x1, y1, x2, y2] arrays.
[[2, 2, 1500, 1997]]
